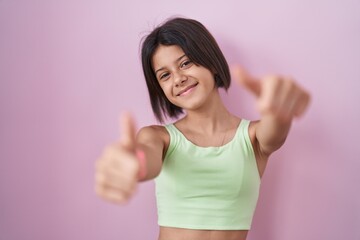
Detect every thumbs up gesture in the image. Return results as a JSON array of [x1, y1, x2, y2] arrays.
[[231, 66, 310, 122], [95, 113, 141, 204]]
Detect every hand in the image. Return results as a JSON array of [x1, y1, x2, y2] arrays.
[[95, 113, 140, 204], [231, 65, 311, 122]]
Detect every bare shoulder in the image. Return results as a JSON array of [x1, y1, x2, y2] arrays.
[[137, 125, 169, 145], [249, 120, 269, 160]]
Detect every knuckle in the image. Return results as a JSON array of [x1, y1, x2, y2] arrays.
[[258, 100, 274, 113], [127, 159, 140, 173], [115, 195, 128, 204], [95, 177, 136, 204], [110, 190, 129, 204], [263, 102, 275, 112], [265, 74, 280, 82], [286, 78, 296, 88]]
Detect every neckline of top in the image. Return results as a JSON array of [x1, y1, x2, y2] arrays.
[[169, 119, 246, 149]]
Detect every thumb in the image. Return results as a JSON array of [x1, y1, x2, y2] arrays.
[[119, 112, 137, 152], [231, 65, 261, 97]]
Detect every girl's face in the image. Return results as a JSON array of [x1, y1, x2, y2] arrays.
[[152, 44, 217, 111]]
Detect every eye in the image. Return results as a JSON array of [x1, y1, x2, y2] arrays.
[[180, 60, 193, 69], [159, 72, 170, 81]]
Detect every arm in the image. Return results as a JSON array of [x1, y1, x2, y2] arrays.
[[255, 113, 292, 156], [233, 67, 311, 157], [136, 125, 167, 181], [95, 113, 167, 204]]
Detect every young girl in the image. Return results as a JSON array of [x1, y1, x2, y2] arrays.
[[95, 17, 310, 240]]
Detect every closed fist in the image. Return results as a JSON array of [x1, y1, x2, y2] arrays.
[[232, 66, 310, 122], [95, 113, 140, 204]]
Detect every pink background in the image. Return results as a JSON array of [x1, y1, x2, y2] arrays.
[[1, 0, 359, 239]]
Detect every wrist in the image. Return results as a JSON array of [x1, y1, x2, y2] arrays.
[[136, 149, 147, 181]]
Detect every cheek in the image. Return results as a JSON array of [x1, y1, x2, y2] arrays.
[[159, 83, 173, 99], [160, 83, 181, 106]]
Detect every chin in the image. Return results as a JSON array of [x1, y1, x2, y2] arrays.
[[179, 100, 207, 111]]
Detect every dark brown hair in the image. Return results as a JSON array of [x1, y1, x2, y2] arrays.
[[141, 17, 231, 123]]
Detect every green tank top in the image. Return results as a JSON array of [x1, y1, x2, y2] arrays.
[[155, 119, 261, 230]]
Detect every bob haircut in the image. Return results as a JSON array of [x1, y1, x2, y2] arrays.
[[141, 17, 231, 123]]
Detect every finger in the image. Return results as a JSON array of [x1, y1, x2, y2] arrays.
[[95, 172, 137, 199], [101, 145, 139, 171], [96, 152, 139, 183], [277, 78, 298, 119], [231, 65, 261, 96], [95, 161, 135, 186], [95, 184, 130, 205], [119, 112, 137, 151], [294, 92, 311, 117], [95, 162, 138, 198], [257, 76, 281, 115]]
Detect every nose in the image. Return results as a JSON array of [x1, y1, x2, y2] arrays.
[[174, 71, 188, 87]]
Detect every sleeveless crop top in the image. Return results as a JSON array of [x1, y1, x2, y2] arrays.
[[154, 120, 261, 230]]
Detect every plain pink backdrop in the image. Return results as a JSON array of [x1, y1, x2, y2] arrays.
[[1, 0, 359, 239]]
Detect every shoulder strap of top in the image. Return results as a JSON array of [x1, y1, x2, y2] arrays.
[[239, 119, 250, 134], [237, 119, 256, 157], [164, 124, 179, 159]]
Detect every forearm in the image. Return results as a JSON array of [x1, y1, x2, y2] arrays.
[[136, 143, 163, 182], [232, 66, 310, 157], [256, 114, 292, 155], [136, 126, 165, 182]]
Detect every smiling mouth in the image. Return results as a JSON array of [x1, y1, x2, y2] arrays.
[[176, 83, 198, 96]]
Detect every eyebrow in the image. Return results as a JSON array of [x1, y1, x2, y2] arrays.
[[154, 54, 187, 75]]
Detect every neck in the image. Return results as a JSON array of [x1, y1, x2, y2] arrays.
[[182, 90, 235, 133]]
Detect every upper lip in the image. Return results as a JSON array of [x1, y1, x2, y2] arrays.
[[176, 83, 198, 96]]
